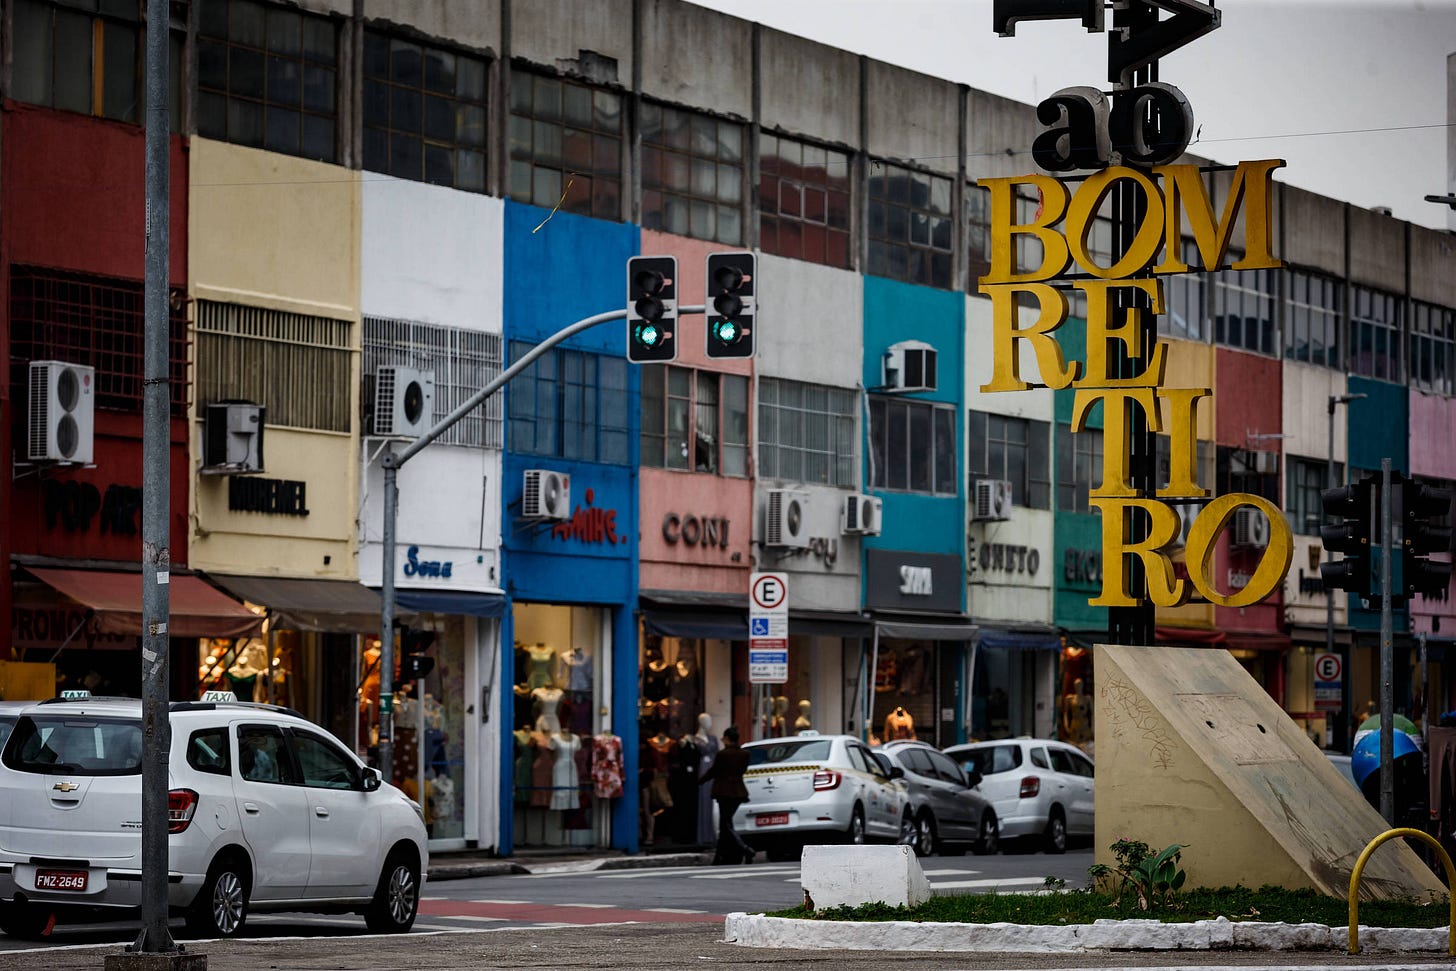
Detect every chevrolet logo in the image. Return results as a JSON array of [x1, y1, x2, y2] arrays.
[[53, 781, 79, 792]]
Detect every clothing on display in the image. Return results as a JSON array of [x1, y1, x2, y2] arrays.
[[591, 733, 624, 799], [532, 685, 564, 733], [884, 706, 916, 741], [529, 730, 555, 808], [524, 643, 556, 690], [559, 648, 593, 692], [548, 731, 582, 811], [694, 718, 720, 845], [513, 728, 534, 804]]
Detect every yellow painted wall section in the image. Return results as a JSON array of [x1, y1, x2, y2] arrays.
[[188, 138, 361, 579]]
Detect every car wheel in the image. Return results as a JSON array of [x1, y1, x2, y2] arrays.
[[365, 850, 420, 933], [844, 804, 866, 845], [971, 811, 999, 856], [1043, 809, 1067, 855], [186, 856, 250, 938], [0, 901, 53, 940], [914, 813, 937, 857], [766, 844, 800, 863]]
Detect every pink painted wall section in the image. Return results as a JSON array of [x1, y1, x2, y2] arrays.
[[1213, 348, 1282, 447], [1408, 390, 1456, 633], [638, 468, 752, 595], [639, 229, 753, 377]]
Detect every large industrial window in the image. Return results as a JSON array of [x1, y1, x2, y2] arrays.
[[1212, 261, 1276, 356], [363, 318, 502, 448], [640, 103, 743, 245], [758, 133, 851, 268], [195, 301, 352, 432], [869, 161, 953, 289], [868, 397, 956, 495], [508, 70, 622, 219], [757, 378, 857, 488], [12, 0, 182, 129], [196, 0, 338, 163], [507, 342, 629, 464], [1348, 285, 1403, 383], [363, 31, 487, 192], [1287, 456, 1342, 536], [1410, 301, 1454, 397], [1284, 269, 1342, 368], [966, 411, 1050, 509], [1055, 424, 1103, 514], [9, 266, 188, 416], [640, 367, 748, 475]]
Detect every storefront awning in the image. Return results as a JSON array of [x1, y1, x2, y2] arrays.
[[790, 610, 873, 638], [206, 574, 383, 633], [393, 588, 506, 619], [28, 567, 263, 639], [977, 626, 1062, 651], [874, 617, 979, 642], [641, 609, 748, 641], [1155, 627, 1292, 652]]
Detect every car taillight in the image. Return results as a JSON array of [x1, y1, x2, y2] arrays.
[[812, 770, 842, 791], [168, 788, 199, 833], [1019, 776, 1040, 798]]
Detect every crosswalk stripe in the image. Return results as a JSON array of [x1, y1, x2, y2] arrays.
[[928, 877, 1051, 890], [649, 907, 708, 914]]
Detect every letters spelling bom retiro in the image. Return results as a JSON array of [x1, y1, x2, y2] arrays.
[[977, 159, 1293, 609]]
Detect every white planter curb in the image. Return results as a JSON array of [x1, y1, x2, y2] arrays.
[[723, 913, 1452, 953]]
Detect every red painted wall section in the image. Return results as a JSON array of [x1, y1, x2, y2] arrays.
[[1213, 348, 1285, 635]]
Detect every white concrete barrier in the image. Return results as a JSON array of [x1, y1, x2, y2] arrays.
[[800, 844, 931, 910]]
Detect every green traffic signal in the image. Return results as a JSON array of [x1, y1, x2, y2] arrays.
[[627, 256, 677, 363]]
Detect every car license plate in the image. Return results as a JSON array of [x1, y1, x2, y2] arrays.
[[35, 869, 87, 891], [755, 812, 789, 827]]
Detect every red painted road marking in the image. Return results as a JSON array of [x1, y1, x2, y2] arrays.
[[419, 899, 721, 925]]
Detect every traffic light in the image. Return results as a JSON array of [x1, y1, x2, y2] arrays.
[[627, 256, 677, 363], [1320, 476, 1374, 599], [396, 627, 437, 688], [1402, 477, 1453, 598], [705, 252, 756, 359]]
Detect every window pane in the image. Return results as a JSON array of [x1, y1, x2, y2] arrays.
[[934, 408, 956, 495], [53, 8, 94, 114], [102, 21, 139, 122]]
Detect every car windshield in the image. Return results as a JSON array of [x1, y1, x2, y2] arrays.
[[956, 744, 1023, 776], [746, 739, 833, 765], [2, 715, 143, 775], [0, 717, 15, 753]]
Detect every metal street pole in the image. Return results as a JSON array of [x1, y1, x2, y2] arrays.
[[1327, 393, 1365, 752], [134, 0, 176, 955], [376, 306, 703, 773], [1379, 457, 1394, 825]]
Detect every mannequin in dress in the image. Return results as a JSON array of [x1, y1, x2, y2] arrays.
[[532, 685, 564, 733], [1062, 678, 1092, 747], [548, 727, 582, 811], [694, 713, 719, 844], [558, 646, 593, 692], [529, 725, 555, 809], [795, 699, 813, 733], [884, 705, 916, 741], [524, 643, 556, 690]]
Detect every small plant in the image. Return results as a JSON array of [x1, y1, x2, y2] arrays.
[[1042, 875, 1067, 891], [1087, 837, 1188, 912]]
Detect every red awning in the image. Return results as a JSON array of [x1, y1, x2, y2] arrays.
[[27, 568, 263, 639]]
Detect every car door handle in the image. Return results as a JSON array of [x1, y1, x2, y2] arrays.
[[314, 807, 330, 818], [243, 803, 260, 815]]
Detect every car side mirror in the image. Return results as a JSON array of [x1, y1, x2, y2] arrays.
[[964, 770, 982, 788], [362, 767, 383, 792], [888, 765, 904, 780]]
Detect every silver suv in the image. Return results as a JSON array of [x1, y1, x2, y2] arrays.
[[0, 695, 428, 939], [875, 740, 999, 857], [942, 737, 1094, 854]]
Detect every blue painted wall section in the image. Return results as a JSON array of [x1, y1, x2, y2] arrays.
[[860, 276, 967, 607], [1050, 317, 1108, 632], [500, 202, 642, 852]]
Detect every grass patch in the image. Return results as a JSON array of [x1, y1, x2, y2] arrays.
[[771, 886, 1450, 928]]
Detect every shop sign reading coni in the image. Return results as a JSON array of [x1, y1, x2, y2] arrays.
[[978, 143, 1293, 608]]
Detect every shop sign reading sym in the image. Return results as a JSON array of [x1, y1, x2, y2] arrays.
[[979, 155, 1294, 608]]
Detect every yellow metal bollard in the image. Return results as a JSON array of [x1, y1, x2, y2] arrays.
[[1347, 827, 1455, 955]]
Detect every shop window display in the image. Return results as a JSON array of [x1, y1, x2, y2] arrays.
[[870, 641, 935, 745], [1058, 643, 1093, 755], [637, 636, 712, 846]]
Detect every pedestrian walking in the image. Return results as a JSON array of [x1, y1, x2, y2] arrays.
[[700, 725, 755, 865]]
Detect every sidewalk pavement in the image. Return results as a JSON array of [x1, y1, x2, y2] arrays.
[[426, 848, 712, 882]]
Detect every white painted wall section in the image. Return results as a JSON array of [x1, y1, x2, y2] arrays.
[[800, 844, 931, 910]]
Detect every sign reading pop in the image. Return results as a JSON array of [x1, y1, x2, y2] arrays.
[[978, 158, 1294, 608]]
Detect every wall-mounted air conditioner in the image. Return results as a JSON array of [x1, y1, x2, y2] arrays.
[[373, 365, 435, 438], [28, 360, 95, 464], [842, 493, 883, 536], [1253, 451, 1280, 476], [972, 479, 1013, 522], [882, 340, 937, 393], [1232, 507, 1269, 549], [765, 489, 811, 549], [522, 469, 571, 521], [202, 401, 265, 474]]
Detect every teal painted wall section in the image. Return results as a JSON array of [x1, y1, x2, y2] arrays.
[[861, 277, 966, 602], [1346, 376, 1408, 475], [1050, 315, 1107, 631]]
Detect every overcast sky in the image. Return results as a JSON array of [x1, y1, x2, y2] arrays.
[[693, 0, 1456, 232]]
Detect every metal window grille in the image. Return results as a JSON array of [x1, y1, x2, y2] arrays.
[[508, 69, 623, 220], [9, 265, 189, 416], [1349, 284, 1403, 383], [196, 300, 351, 432], [758, 377, 857, 488], [506, 341, 629, 463], [1284, 269, 1342, 368], [867, 159, 953, 289], [363, 317, 502, 448], [640, 101, 744, 245], [759, 132, 852, 268], [1410, 301, 1454, 397]]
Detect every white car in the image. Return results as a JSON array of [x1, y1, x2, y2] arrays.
[[735, 733, 912, 861], [942, 737, 1094, 854], [0, 695, 428, 939]]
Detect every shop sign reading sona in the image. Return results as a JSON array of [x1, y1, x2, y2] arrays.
[[978, 157, 1294, 608]]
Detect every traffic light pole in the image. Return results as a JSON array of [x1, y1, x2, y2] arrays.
[[374, 306, 704, 774], [1327, 392, 1364, 752], [1379, 458, 1395, 824]]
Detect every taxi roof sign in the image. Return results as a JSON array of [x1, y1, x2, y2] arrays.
[[201, 690, 237, 703], [59, 689, 92, 700]]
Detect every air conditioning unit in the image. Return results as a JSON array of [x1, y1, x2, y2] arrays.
[[765, 489, 811, 549], [522, 469, 571, 521], [842, 493, 883, 536], [201, 401, 265, 474], [28, 360, 95, 464], [882, 340, 937, 393], [373, 366, 435, 438], [973, 479, 1013, 522], [1251, 451, 1279, 475], [1231, 507, 1269, 548]]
